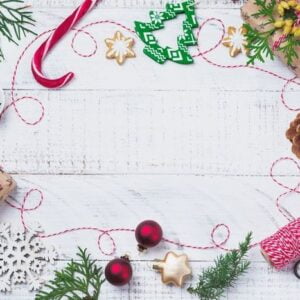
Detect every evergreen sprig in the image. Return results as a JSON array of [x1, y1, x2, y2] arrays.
[[0, 0, 36, 60], [252, 0, 276, 23], [243, 23, 275, 64], [187, 233, 252, 300], [279, 35, 300, 65], [35, 248, 105, 300]]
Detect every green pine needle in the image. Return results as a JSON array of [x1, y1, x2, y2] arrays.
[[244, 0, 276, 65], [252, 0, 276, 24], [35, 248, 105, 300], [187, 233, 252, 300], [244, 23, 275, 65], [0, 0, 36, 61], [279, 35, 300, 66]]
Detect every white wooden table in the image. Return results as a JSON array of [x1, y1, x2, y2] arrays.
[[1, 0, 300, 298]]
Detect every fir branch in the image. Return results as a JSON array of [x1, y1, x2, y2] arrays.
[[0, 0, 36, 60], [278, 35, 300, 66], [252, 0, 276, 24], [243, 23, 275, 64], [187, 233, 252, 300], [35, 248, 105, 300]]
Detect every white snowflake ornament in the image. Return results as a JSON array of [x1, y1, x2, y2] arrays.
[[0, 222, 57, 293]]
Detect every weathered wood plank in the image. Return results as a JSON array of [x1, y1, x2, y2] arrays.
[[28, 0, 245, 9], [1, 175, 299, 260], [0, 89, 296, 175], [2, 261, 298, 300]]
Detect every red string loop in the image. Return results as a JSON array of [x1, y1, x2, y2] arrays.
[[270, 157, 300, 222], [5, 188, 237, 256]]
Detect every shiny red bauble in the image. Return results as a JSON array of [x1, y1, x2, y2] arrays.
[[135, 220, 163, 251], [105, 257, 133, 286]]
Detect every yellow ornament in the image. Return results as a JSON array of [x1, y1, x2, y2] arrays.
[[294, 28, 300, 37], [152, 252, 192, 287], [277, 4, 285, 16], [273, 1, 300, 38], [105, 31, 136, 65], [222, 26, 249, 57], [280, 1, 290, 9], [274, 19, 285, 28], [288, 0, 297, 7], [285, 19, 294, 27], [283, 25, 292, 35]]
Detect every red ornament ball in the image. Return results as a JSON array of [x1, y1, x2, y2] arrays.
[[135, 220, 163, 251], [105, 257, 133, 286]]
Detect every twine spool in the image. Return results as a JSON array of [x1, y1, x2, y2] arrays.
[[260, 218, 300, 269]]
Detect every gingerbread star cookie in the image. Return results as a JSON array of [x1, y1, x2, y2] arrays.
[[105, 31, 135, 65], [153, 252, 192, 287]]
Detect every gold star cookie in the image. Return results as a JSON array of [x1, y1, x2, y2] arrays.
[[105, 31, 135, 65], [153, 252, 192, 287]]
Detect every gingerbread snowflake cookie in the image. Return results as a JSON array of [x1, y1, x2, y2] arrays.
[[222, 26, 249, 57]]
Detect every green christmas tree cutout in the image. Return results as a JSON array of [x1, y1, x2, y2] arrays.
[[134, 0, 198, 65]]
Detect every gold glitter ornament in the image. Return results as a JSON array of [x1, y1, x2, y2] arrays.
[[152, 252, 192, 287], [105, 31, 135, 65], [222, 26, 249, 57]]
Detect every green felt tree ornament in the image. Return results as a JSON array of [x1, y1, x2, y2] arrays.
[[134, 0, 198, 64]]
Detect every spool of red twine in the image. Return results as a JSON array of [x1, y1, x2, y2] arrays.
[[260, 218, 300, 270]]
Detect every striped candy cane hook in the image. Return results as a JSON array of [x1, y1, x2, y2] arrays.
[[31, 0, 99, 89]]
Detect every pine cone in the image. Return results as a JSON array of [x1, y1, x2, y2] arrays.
[[286, 113, 300, 158]]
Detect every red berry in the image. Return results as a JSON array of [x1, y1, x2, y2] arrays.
[[135, 220, 163, 251], [105, 257, 133, 286]]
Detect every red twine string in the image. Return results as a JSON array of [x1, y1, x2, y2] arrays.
[[261, 218, 300, 269], [273, 34, 287, 50], [5, 189, 233, 256], [262, 157, 300, 269]]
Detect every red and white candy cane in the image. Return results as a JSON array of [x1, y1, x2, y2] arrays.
[[31, 0, 99, 89]]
